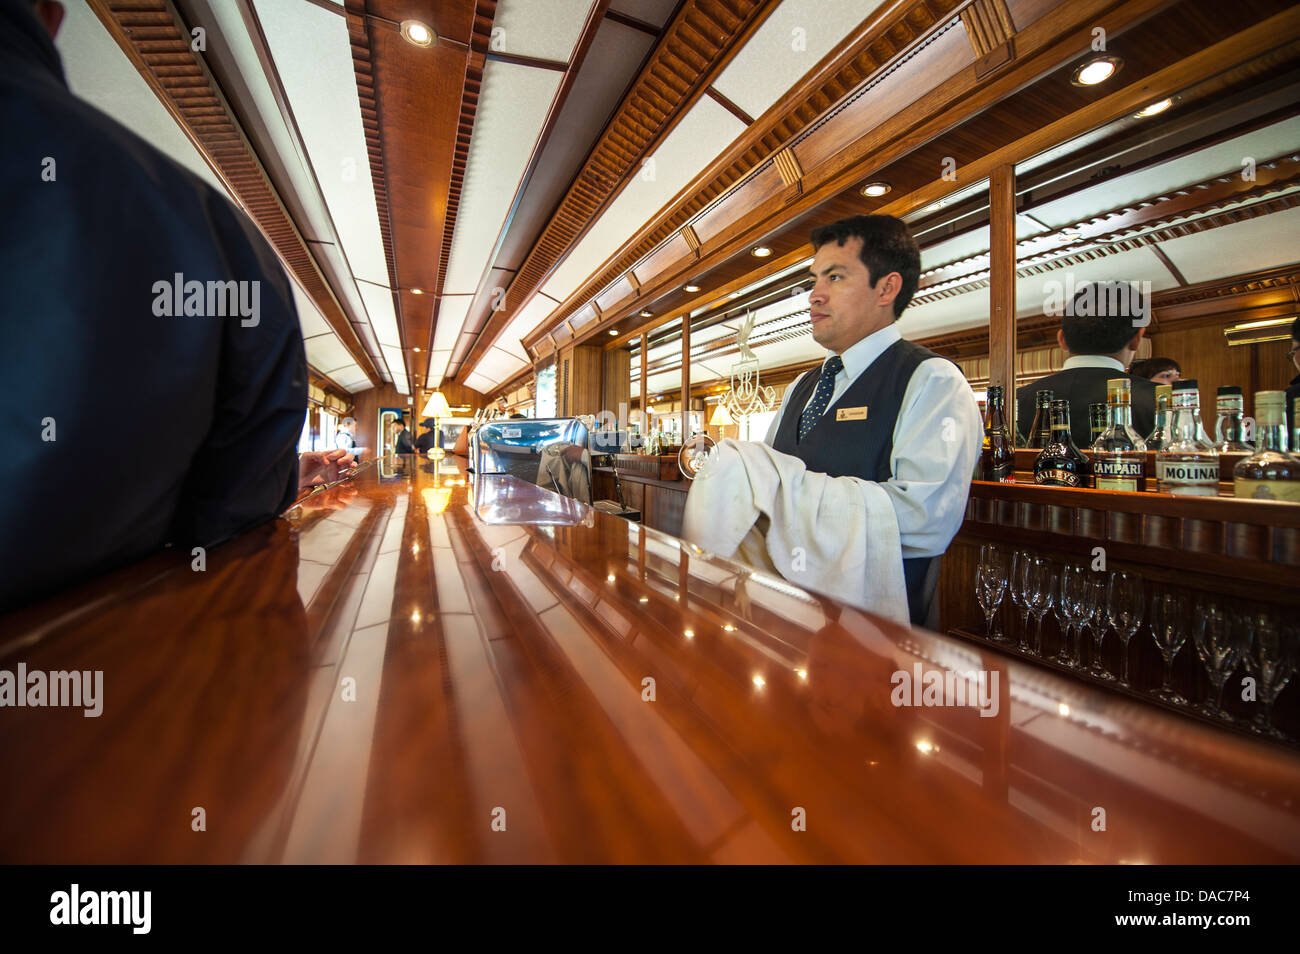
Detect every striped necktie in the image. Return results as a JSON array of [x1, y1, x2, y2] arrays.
[[799, 355, 843, 440]]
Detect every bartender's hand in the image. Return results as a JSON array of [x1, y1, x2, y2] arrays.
[[299, 448, 357, 489]]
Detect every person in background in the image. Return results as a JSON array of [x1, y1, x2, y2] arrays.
[[1286, 316, 1300, 440], [392, 417, 415, 455], [1128, 356, 1182, 386], [414, 418, 438, 455], [335, 416, 356, 451], [1016, 282, 1156, 448], [1, 0, 311, 611]]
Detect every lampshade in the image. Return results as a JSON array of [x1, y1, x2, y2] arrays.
[[709, 402, 735, 426], [421, 391, 451, 418]]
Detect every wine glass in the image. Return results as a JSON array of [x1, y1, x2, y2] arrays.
[[975, 544, 1010, 643], [1106, 571, 1144, 688], [678, 434, 717, 479], [1025, 557, 1053, 656], [1149, 589, 1189, 705], [1192, 594, 1246, 722], [1055, 564, 1088, 668], [1243, 608, 1297, 739], [1010, 551, 1035, 651], [1085, 573, 1115, 681]]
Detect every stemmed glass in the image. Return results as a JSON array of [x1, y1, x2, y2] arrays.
[[1243, 608, 1297, 739], [975, 544, 1010, 643], [1085, 573, 1115, 681], [1106, 571, 1144, 688], [1010, 551, 1035, 651], [1192, 595, 1248, 722], [1024, 557, 1054, 656], [1150, 589, 1189, 705], [1054, 564, 1088, 668]]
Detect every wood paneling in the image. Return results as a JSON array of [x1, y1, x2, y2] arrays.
[[602, 348, 631, 422], [989, 164, 1016, 434], [559, 344, 603, 417]]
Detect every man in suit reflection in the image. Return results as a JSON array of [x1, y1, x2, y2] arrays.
[[392, 417, 415, 455], [0, 0, 348, 611], [1016, 281, 1156, 447], [414, 418, 438, 455]]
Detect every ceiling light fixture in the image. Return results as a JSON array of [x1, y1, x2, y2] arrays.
[[412, 347, 421, 352], [684, 284, 701, 292], [1136, 97, 1173, 117], [639, 310, 652, 318], [728, 292, 741, 299], [751, 246, 772, 258], [400, 20, 435, 47], [608, 329, 618, 335], [860, 181, 892, 197], [410, 287, 423, 295], [1071, 55, 1122, 86]]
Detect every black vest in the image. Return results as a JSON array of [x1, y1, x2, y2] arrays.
[[771, 338, 947, 625]]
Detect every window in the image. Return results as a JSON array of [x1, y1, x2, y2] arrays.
[[319, 410, 337, 451], [298, 408, 313, 454], [740, 409, 777, 442], [536, 361, 557, 418]]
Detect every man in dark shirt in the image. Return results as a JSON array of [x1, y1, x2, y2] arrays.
[[1, 0, 310, 610], [1016, 281, 1157, 447], [413, 418, 438, 455], [392, 419, 415, 455]]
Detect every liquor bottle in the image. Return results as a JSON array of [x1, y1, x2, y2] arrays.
[[1091, 378, 1147, 491], [1145, 383, 1172, 450], [1156, 380, 1219, 496], [1034, 399, 1092, 487], [1213, 386, 1254, 453], [1233, 391, 1300, 502], [1026, 389, 1053, 449], [1088, 402, 1108, 444], [978, 385, 1015, 482]]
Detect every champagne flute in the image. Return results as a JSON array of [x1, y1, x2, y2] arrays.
[[1011, 551, 1034, 651], [1192, 594, 1245, 722], [1025, 557, 1053, 656], [1055, 564, 1087, 668], [1150, 589, 1189, 705], [1086, 573, 1115, 681], [975, 544, 1009, 643], [1106, 571, 1144, 688], [1243, 608, 1297, 739]]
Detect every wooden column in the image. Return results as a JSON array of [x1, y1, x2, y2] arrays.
[[990, 164, 1017, 436], [680, 318, 691, 440], [639, 333, 648, 444], [602, 348, 630, 424]]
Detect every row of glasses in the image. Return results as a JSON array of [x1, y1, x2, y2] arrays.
[[974, 549, 1296, 739]]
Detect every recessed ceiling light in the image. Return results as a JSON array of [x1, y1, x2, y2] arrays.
[[639, 310, 652, 318], [1136, 98, 1173, 117], [751, 246, 773, 258], [410, 287, 423, 295], [728, 292, 741, 299], [923, 198, 949, 213], [608, 329, 618, 335], [684, 284, 701, 292], [860, 181, 892, 197], [1072, 56, 1121, 86], [412, 347, 421, 352], [400, 20, 435, 47]]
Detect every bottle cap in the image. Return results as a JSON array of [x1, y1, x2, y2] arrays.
[[1035, 389, 1054, 403], [987, 385, 1003, 400], [1217, 385, 1242, 396], [1106, 378, 1131, 402], [1255, 390, 1284, 410], [1172, 379, 1198, 391]]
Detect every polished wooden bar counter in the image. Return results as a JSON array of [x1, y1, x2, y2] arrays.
[[2, 456, 1299, 863]]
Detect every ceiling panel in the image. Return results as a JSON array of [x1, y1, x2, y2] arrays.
[[476, 347, 529, 385], [380, 345, 410, 394], [330, 363, 372, 392], [426, 350, 453, 388], [289, 279, 333, 339], [1157, 205, 1300, 282], [608, 0, 679, 26], [540, 96, 748, 302], [491, 0, 597, 62], [711, 0, 885, 121], [433, 296, 473, 355], [305, 334, 358, 375], [442, 60, 564, 296], [254, 0, 390, 287], [465, 370, 500, 393]]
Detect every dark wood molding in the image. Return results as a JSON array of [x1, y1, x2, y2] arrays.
[[603, 7, 662, 37], [705, 86, 754, 126], [1150, 244, 1189, 287], [484, 51, 569, 72]]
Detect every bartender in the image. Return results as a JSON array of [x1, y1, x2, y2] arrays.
[[684, 215, 980, 625]]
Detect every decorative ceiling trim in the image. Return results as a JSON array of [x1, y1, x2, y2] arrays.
[[448, 0, 777, 380], [85, 0, 382, 385]]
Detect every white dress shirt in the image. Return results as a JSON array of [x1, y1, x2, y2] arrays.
[[1061, 354, 1126, 372], [763, 324, 983, 559]]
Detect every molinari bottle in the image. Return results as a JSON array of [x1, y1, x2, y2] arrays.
[[979, 385, 1015, 482], [1088, 402, 1108, 444], [1034, 399, 1092, 487], [1214, 385, 1254, 453], [1156, 380, 1219, 496], [1026, 389, 1053, 449], [1233, 391, 1300, 502], [1145, 383, 1172, 450], [1091, 378, 1147, 492]]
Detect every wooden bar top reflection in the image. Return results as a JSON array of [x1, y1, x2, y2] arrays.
[[1, 455, 1298, 863]]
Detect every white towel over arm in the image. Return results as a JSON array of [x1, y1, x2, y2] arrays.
[[681, 439, 909, 624]]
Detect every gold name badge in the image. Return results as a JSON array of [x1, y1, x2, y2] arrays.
[[836, 406, 868, 421]]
